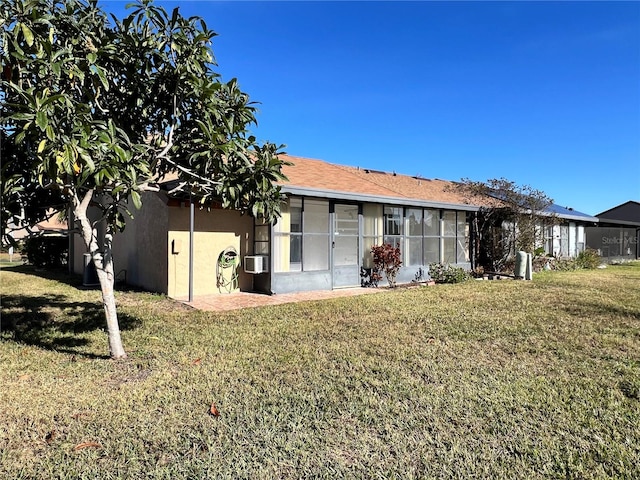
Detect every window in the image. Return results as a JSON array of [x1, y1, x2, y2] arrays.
[[384, 206, 403, 252], [276, 201, 471, 271], [289, 198, 302, 271], [423, 209, 440, 264], [442, 211, 457, 263], [334, 204, 359, 267], [406, 208, 423, 266], [576, 225, 585, 254], [560, 225, 569, 257], [362, 204, 382, 268], [382, 206, 469, 266], [253, 221, 270, 255], [273, 197, 329, 272], [457, 213, 470, 263], [544, 225, 554, 256], [303, 199, 329, 271]]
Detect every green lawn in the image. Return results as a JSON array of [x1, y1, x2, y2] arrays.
[[1, 264, 639, 479]]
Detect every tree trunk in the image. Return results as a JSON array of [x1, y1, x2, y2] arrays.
[[73, 190, 127, 359]]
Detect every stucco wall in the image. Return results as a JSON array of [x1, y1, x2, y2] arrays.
[[70, 193, 169, 293], [167, 206, 254, 298], [112, 192, 169, 293]]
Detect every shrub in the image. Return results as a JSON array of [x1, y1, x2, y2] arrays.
[[23, 235, 68, 268], [428, 262, 471, 284], [553, 258, 578, 271], [575, 248, 601, 270], [547, 249, 602, 272], [371, 243, 402, 288]]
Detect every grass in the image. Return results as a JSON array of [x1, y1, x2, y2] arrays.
[[1, 263, 639, 479]]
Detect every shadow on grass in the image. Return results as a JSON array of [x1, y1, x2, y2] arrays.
[[0, 263, 150, 293], [559, 299, 640, 323], [0, 293, 141, 359]]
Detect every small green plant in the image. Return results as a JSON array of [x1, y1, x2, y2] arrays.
[[533, 246, 547, 257], [428, 262, 471, 284], [371, 243, 402, 288], [575, 248, 601, 269]]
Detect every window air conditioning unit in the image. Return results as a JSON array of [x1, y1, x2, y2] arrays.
[[244, 255, 269, 274]]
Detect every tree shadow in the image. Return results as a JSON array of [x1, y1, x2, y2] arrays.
[[0, 293, 141, 359], [1, 264, 150, 293], [559, 299, 640, 323]]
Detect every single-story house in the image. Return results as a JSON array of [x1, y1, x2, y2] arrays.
[[586, 201, 640, 262], [69, 155, 599, 297]]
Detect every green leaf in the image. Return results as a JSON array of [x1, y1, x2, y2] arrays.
[[83, 154, 95, 172], [41, 94, 64, 107], [113, 145, 127, 162], [45, 125, 55, 141], [51, 62, 61, 76], [37, 139, 46, 153], [10, 113, 35, 121], [131, 190, 142, 209], [36, 111, 48, 130], [20, 23, 34, 47]]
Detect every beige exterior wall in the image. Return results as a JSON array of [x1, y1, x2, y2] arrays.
[[167, 206, 254, 298], [70, 193, 254, 297], [113, 192, 169, 293], [70, 192, 169, 293]]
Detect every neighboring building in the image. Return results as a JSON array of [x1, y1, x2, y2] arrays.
[[69, 155, 601, 297], [586, 201, 640, 262], [3, 213, 68, 244], [542, 204, 599, 258]]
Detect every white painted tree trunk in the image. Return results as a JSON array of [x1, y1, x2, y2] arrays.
[[73, 190, 127, 359]]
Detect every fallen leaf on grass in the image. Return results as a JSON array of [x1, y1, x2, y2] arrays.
[[18, 374, 31, 381], [73, 441, 101, 451], [209, 403, 220, 417], [191, 358, 202, 366]]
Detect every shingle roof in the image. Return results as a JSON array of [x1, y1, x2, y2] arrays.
[[279, 155, 400, 198], [158, 153, 596, 221], [279, 155, 476, 208]]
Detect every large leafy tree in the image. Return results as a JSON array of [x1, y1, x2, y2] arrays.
[[452, 178, 556, 272], [1, 0, 288, 358]]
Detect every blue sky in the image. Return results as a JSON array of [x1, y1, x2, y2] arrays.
[[105, 1, 640, 216]]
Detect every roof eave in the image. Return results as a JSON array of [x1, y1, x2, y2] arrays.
[[280, 185, 479, 212], [596, 217, 640, 227]]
